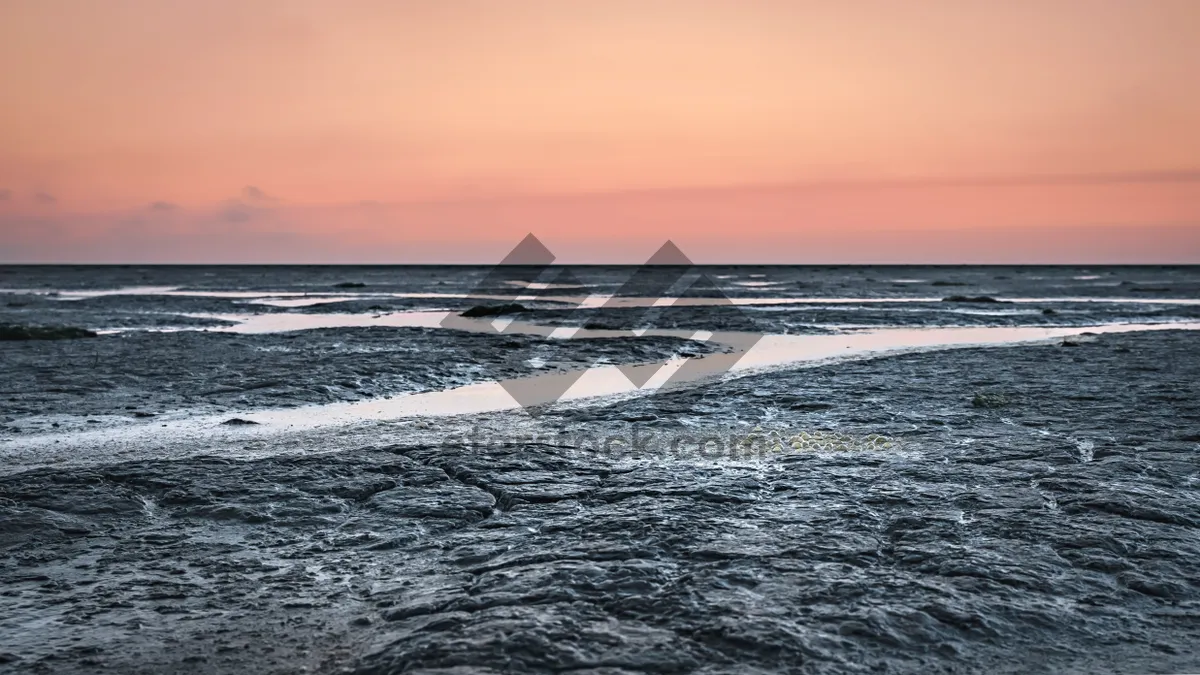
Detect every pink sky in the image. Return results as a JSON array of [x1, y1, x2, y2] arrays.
[[2, 0, 1199, 262]]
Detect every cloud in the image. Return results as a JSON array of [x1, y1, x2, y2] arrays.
[[149, 201, 179, 211], [660, 169, 1200, 198], [242, 185, 276, 202], [223, 206, 254, 223], [0, 189, 11, 201], [0, 213, 68, 241], [33, 191, 57, 205], [217, 186, 278, 223]]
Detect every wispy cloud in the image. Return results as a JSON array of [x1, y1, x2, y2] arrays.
[[848, 169, 1200, 189], [242, 185, 276, 203], [642, 169, 1200, 198], [0, 188, 11, 202], [33, 191, 57, 205], [216, 186, 280, 222], [222, 205, 254, 223], [149, 201, 178, 211]]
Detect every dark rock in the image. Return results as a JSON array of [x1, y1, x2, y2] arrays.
[[942, 296, 1008, 304], [1042, 308, 1057, 315], [971, 392, 1011, 408], [790, 402, 834, 412], [221, 418, 260, 426], [333, 282, 367, 288], [460, 303, 528, 318], [0, 324, 97, 341]]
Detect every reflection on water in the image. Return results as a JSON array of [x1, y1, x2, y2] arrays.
[[502, 280, 587, 290], [243, 296, 367, 308], [202, 311, 453, 332], [6, 286, 1200, 307], [200, 310, 713, 340], [731, 280, 785, 287], [248, 322, 1200, 424], [9, 321, 1199, 451]]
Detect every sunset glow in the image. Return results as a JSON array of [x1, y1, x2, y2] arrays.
[[2, 0, 1199, 262]]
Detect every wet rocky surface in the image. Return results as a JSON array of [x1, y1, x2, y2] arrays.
[[2, 330, 1199, 674], [5, 294, 1199, 352], [0, 328, 722, 428], [525, 301, 1200, 332], [0, 325, 97, 341], [1, 293, 238, 331]]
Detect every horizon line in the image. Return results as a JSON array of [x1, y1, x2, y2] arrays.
[[5, 168, 1200, 214]]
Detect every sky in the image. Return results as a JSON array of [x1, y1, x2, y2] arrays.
[[1, 0, 1199, 263]]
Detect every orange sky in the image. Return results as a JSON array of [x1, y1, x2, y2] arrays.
[[1, 0, 1199, 262]]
